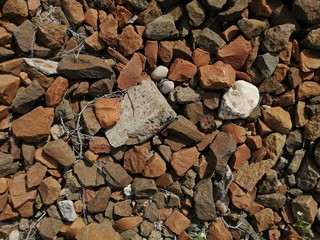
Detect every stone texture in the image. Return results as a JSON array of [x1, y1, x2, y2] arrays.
[[142, 153, 166, 178], [43, 139, 76, 167], [38, 217, 63, 240], [207, 218, 233, 240], [124, 143, 150, 174], [62, 0, 84, 25], [76, 221, 121, 240], [171, 147, 200, 176], [302, 27, 320, 50], [292, 195, 318, 224], [186, 0, 205, 27], [94, 98, 121, 128], [262, 107, 292, 134], [45, 77, 69, 107], [196, 28, 226, 54], [255, 53, 279, 78], [164, 211, 191, 235], [132, 178, 157, 198], [103, 162, 133, 189], [73, 161, 99, 187], [117, 53, 142, 89], [237, 18, 268, 39], [252, 208, 275, 232], [300, 49, 320, 72], [297, 81, 320, 101], [263, 132, 287, 162], [304, 114, 320, 141], [57, 200, 78, 222], [36, 22, 68, 49], [118, 25, 143, 57], [24, 58, 58, 76], [168, 58, 197, 82], [26, 162, 47, 188], [87, 187, 111, 213], [256, 193, 286, 210], [114, 216, 143, 231], [12, 20, 34, 54], [38, 176, 61, 205], [292, 0, 320, 24], [0, 74, 20, 105], [99, 14, 118, 47], [2, 0, 28, 25], [144, 15, 177, 40]]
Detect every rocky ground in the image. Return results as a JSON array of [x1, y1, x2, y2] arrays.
[[0, 0, 320, 239]]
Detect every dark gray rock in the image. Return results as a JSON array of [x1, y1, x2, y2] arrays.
[[255, 53, 279, 78], [0, 152, 19, 177], [292, 0, 320, 24], [217, 0, 248, 21], [256, 193, 286, 210], [88, 77, 115, 97], [196, 28, 226, 54], [257, 169, 279, 194], [237, 18, 268, 39], [132, 178, 157, 198], [144, 15, 178, 40], [201, 0, 226, 15], [286, 130, 303, 154]]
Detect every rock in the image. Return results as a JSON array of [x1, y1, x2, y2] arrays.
[[0, 74, 20, 105], [12, 20, 34, 54], [220, 124, 246, 144], [171, 147, 200, 176], [87, 187, 111, 213], [263, 132, 286, 162], [286, 130, 303, 154], [12, 106, 54, 142], [302, 27, 320, 50], [297, 81, 320, 100], [230, 144, 251, 170], [164, 210, 191, 235], [304, 114, 320, 141], [255, 53, 279, 78], [103, 162, 133, 189], [207, 218, 233, 240], [24, 58, 59, 76], [38, 176, 61, 205], [145, 40, 158, 69], [105, 80, 176, 147], [45, 76, 69, 107], [0, 47, 15, 62], [76, 221, 120, 240], [237, 18, 268, 39], [228, 181, 252, 211], [117, 53, 142, 89], [151, 65, 168, 81], [295, 101, 309, 128], [137, 0, 162, 25], [186, 0, 205, 27], [126, 0, 148, 11], [144, 15, 177, 40], [36, 22, 68, 49], [159, 80, 174, 94], [38, 217, 63, 240], [57, 200, 77, 222], [168, 58, 197, 82], [62, 0, 84, 25], [234, 159, 273, 192], [43, 139, 76, 167], [0, 27, 11, 46], [173, 86, 200, 104], [84, 8, 98, 30], [252, 208, 275, 232], [292, 0, 320, 24], [218, 80, 260, 120], [117, 25, 143, 57], [288, 149, 305, 174], [217, 0, 248, 21], [217, 35, 252, 70], [198, 61, 235, 90], [114, 216, 143, 231], [26, 162, 47, 188], [93, 98, 121, 128], [73, 161, 99, 187], [200, 0, 226, 14], [114, 199, 132, 217], [292, 195, 318, 224], [262, 24, 295, 53], [81, 106, 101, 136], [300, 49, 320, 72], [256, 193, 286, 210], [132, 178, 157, 198], [88, 78, 115, 97], [99, 14, 118, 47], [192, 48, 211, 68], [262, 107, 292, 134], [194, 178, 216, 221], [58, 54, 114, 79], [2, 0, 28, 25], [142, 153, 166, 178], [8, 229, 20, 240], [270, 0, 300, 30], [196, 28, 226, 54], [60, 217, 85, 238]]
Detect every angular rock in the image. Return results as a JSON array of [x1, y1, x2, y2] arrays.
[[2, 0, 28, 25], [252, 208, 275, 232], [38, 217, 63, 240], [292, 195, 318, 224], [114, 216, 144, 231], [57, 200, 77, 222], [105, 81, 176, 147], [144, 15, 177, 40], [114, 200, 132, 217], [43, 139, 76, 167], [263, 132, 286, 162], [117, 25, 143, 57], [228, 181, 252, 211], [103, 162, 133, 189], [292, 0, 320, 24], [137, 0, 162, 25], [173, 86, 200, 104], [164, 211, 191, 235], [302, 28, 320, 50], [73, 161, 99, 187], [237, 18, 268, 39], [117, 53, 142, 89], [26, 162, 47, 188], [87, 187, 111, 213], [123, 143, 150, 174], [62, 0, 84, 25], [94, 98, 121, 128], [24, 58, 59, 76], [300, 49, 320, 72], [38, 176, 61, 205], [304, 114, 320, 141], [99, 14, 118, 47], [297, 81, 320, 101], [132, 178, 157, 198], [60, 217, 85, 238], [201, 0, 226, 15], [186, 0, 205, 27], [207, 218, 233, 240], [81, 106, 101, 136], [13, 20, 35, 54], [230, 144, 251, 170], [168, 58, 197, 82], [196, 28, 226, 54], [255, 53, 279, 78], [262, 107, 292, 134], [142, 153, 166, 178], [75, 221, 120, 240], [45, 76, 68, 107], [256, 193, 286, 210], [0, 74, 20, 105], [36, 22, 68, 49], [171, 147, 200, 176]]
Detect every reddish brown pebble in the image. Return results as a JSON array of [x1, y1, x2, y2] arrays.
[[117, 53, 142, 89], [94, 98, 121, 128], [192, 48, 211, 68], [164, 210, 191, 235], [45, 76, 69, 107], [168, 58, 197, 82]]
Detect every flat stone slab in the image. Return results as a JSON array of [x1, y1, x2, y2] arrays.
[[24, 58, 58, 75], [105, 80, 177, 147]]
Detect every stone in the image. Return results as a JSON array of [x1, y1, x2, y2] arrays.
[[288, 149, 305, 174], [262, 107, 292, 134], [84, 32, 105, 52], [228, 181, 252, 211], [117, 53, 142, 89], [38, 176, 61, 205], [87, 187, 111, 213], [75, 221, 121, 240], [36, 22, 68, 49], [207, 218, 233, 240], [24, 58, 58, 76], [230, 144, 251, 170], [137, 0, 162, 26], [186, 0, 205, 27], [292, 0, 320, 24], [93, 98, 121, 129], [12, 20, 34, 54], [256, 193, 286, 210], [297, 81, 320, 100], [218, 80, 260, 120], [2, 0, 28, 25], [173, 86, 200, 104], [62, 0, 84, 25], [252, 208, 275, 232], [302, 28, 320, 50], [132, 178, 157, 198], [114, 216, 143, 231], [26, 162, 47, 188], [12, 106, 54, 142], [0, 74, 20, 105], [124, 144, 150, 174], [81, 106, 101, 136], [151, 65, 168, 81], [234, 159, 273, 192], [84, 8, 98, 30], [103, 162, 133, 189], [57, 200, 77, 222], [58, 54, 114, 79], [159, 80, 174, 94], [45, 77, 68, 107], [164, 211, 191, 235], [144, 15, 177, 40], [304, 114, 320, 141], [255, 53, 279, 78], [43, 139, 76, 167], [114, 199, 132, 217], [74, 161, 99, 187], [105, 81, 177, 147], [34, 148, 59, 169], [192, 48, 211, 68], [89, 137, 111, 154], [196, 28, 226, 54], [117, 25, 143, 57], [0, 27, 11, 46], [145, 40, 158, 70], [263, 132, 286, 162], [171, 147, 200, 176], [0, 47, 15, 62], [88, 78, 115, 97], [295, 101, 308, 128], [292, 195, 318, 224], [168, 58, 197, 82], [217, 36, 252, 70], [99, 14, 118, 47], [38, 217, 63, 240], [286, 130, 303, 154], [142, 153, 166, 178], [300, 49, 320, 72], [201, 0, 226, 14], [237, 18, 268, 39], [60, 217, 86, 238]]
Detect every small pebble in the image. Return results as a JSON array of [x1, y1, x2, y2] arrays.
[[159, 80, 174, 94], [151, 65, 169, 81]]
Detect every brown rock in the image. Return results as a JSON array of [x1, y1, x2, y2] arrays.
[[26, 162, 47, 188], [220, 25, 239, 42], [38, 176, 61, 205], [173, 40, 193, 62], [73, 161, 99, 187], [234, 159, 273, 191], [198, 61, 235, 90], [230, 144, 251, 170], [246, 135, 263, 150], [87, 187, 111, 213], [103, 162, 133, 189], [3, 0, 28, 25], [76, 221, 120, 240], [228, 182, 252, 211], [117, 25, 143, 57], [43, 139, 76, 167], [84, 150, 99, 163], [117, 53, 142, 89], [0, 74, 20, 105], [99, 14, 118, 47], [89, 137, 111, 154], [297, 81, 320, 100], [295, 101, 309, 127], [207, 217, 233, 240], [0, 204, 19, 221], [36, 22, 68, 48], [220, 123, 246, 144], [196, 131, 218, 152], [300, 49, 320, 72], [155, 172, 174, 188], [273, 89, 295, 107], [45, 76, 69, 107], [145, 40, 158, 70], [0, 58, 24, 76], [84, 32, 105, 52], [304, 114, 320, 141], [262, 107, 292, 134], [62, 0, 84, 25], [168, 58, 197, 82], [12, 106, 54, 142], [186, 0, 205, 27], [249, 0, 272, 17], [114, 6, 133, 29], [38, 217, 63, 240], [34, 148, 59, 169], [192, 48, 211, 68], [158, 41, 175, 66], [81, 106, 101, 136], [137, 0, 162, 26], [60, 217, 86, 238], [84, 9, 98, 31], [252, 208, 275, 232], [17, 200, 34, 217], [0, 178, 7, 194], [132, 177, 157, 198], [203, 92, 221, 110], [0, 27, 12, 47], [124, 143, 150, 174], [113, 216, 143, 231], [93, 98, 121, 128], [292, 195, 318, 224], [164, 210, 191, 235], [171, 147, 200, 176], [217, 35, 252, 70], [263, 132, 286, 162], [142, 152, 167, 178]]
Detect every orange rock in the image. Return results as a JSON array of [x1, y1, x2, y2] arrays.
[[113, 216, 143, 231], [297, 81, 320, 100], [168, 58, 197, 82], [300, 49, 320, 72], [27, 0, 41, 16], [268, 228, 281, 240], [158, 208, 173, 218], [164, 210, 191, 235], [2, 0, 28, 25], [0, 178, 7, 194], [220, 25, 239, 42], [34, 148, 59, 169], [117, 53, 142, 89], [60, 217, 86, 238], [0, 58, 24, 76], [246, 135, 263, 150], [230, 144, 251, 170], [117, 25, 143, 57], [171, 147, 200, 176], [236, 71, 252, 82], [84, 150, 99, 163], [145, 40, 158, 70], [0, 204, 19, 221], [84, 8, 98, 31], [124, 143, 151, 174], [262, 107, 292, 134], [26, 162, 47, 188], [207, 217, 233, 240], [74, 200, 83, 213], [94, 98, 121, 128], [252, 208, 275, 232], [76, 221, 120, 240], [198, 61, 235, 90], [19, 72, 32, 85], [89, 137, 112, 154], [12, 106, 54, 142], [84, 32, 105, 52], [0, 74, 20, 105], [45, 76, 69, 107], [220, 123, 246, 144], [158, 41, 175, 66], [38, 176, 61, 205], [62, 0, 84, 25], [142, 153, 166, 178], [192, 48, 211, 68], [17, 200, 34, 217], [99, 14, 118, 48], [228, 182, 252, 211], [114, 6, 132, 29], [273, 89, 295, 107]]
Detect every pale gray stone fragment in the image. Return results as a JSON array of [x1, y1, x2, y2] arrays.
[[57, 200, 77, 222]]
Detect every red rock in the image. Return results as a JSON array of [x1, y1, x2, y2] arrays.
[[198, 61, 235, 90], [60, 217, 86, 238], [171, 147, 200, 176], [246, 135, 263, 150], [168, 58, 197, 82], [273, 90, 295, 107], [62, 0, 84, 25], [0, 204, 19, 221], [164, 210, 191, 235], [45, 76, 69, 107], [84, 32, 105, 52], [124, 143, 151, 174], [297, 81, 320, 100], [207, 217, 233, 240], [27, 162, 47, 188], [0, 74, 20, 105], [99, 14, 118, 48], [262, 107, 292, 134], [113, 216, 143, 230], [145, 40, 158, 70], [114, 6, 133, 29], [230, 144, 251, 170], [84, 9, 98, 31], [228, 182, 252, 211], [38, 176, 61, 205], [0, 58, 24, 76], [220, 123, 246, 144], [142, 153, 167, 178], [0, 105, 9, 130], [117, 53, 142, 89], [217, 35, 252, 70], [220, 25, 239, 42], [94, 98, 121, 128], [252, 208, 275, 232], [35, 148, 59, 169], [117, 25, 143, 57], [3, 0, 28, 25], [192, 48, 211, 68], [158, 41, 175, 66], [89, 137, 112, 154]]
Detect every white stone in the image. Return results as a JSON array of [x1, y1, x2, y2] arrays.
[[159, 80, 174, 94], [218, 80, 259, 120], [57, 200, 77, 222], [124, 184, 133, 196], [151, 65, 169, 81], [51, 124, 65, 140], [24, 58, 58, 75], [8, 230, 20, 240]]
